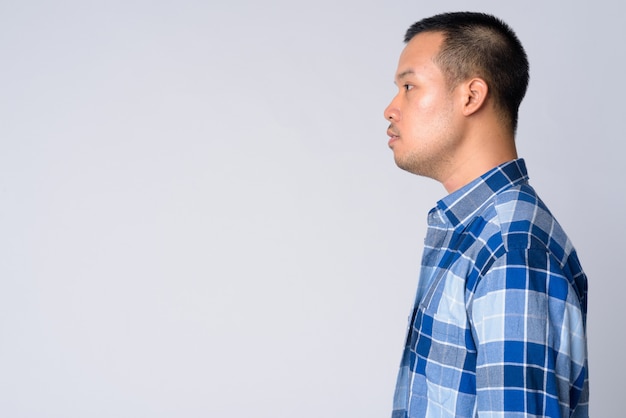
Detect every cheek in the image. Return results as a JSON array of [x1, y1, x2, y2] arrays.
[[416, 93, 445, 115], [406, 97, 441, 129], [406, 99, 454, 140]]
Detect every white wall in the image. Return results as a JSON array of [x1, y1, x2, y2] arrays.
[[1, 1, 622, 416]]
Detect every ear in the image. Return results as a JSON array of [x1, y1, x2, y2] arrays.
[[461, 78, 488, 117]]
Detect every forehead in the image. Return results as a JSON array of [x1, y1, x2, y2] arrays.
[[395, 31, 445, 80]]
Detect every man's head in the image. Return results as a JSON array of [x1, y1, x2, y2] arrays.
[[405, 12, 529, 133], [385, 12, 528, 189]]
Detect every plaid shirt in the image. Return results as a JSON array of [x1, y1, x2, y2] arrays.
[[392, 159, 589, 418]]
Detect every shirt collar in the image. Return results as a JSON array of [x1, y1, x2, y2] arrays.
[[436, 159, 529, 228]]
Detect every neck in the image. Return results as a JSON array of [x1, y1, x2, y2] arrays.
[[440, 125, 518, 194]]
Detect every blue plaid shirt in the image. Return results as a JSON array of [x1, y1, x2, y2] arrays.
[[392, 159, 589, 417]]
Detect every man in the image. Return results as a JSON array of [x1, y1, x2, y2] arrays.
[[384, 12, 589, 417]]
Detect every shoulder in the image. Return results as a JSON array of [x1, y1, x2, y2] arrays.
[[485, 184, 579, 272]]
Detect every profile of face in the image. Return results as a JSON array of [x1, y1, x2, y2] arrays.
[[384, 31, 464, 181]]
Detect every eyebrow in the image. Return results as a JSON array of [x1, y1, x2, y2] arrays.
[[394, 69, 415, 84]]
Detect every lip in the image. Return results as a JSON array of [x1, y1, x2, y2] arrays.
[[387, 129, 400, 147]]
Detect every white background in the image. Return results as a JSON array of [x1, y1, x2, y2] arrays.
[[1, 1, 623, 416]]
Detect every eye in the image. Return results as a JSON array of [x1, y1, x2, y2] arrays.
[[403, 84, 414, 92]]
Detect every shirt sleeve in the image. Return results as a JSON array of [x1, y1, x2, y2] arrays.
[[468, 248, 588, 417]]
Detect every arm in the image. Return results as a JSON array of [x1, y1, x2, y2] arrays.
[[469, 248, 588, 417]]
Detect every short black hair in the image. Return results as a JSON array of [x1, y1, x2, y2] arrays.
[[405, 12, 529, 132]]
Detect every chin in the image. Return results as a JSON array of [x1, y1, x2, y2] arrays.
[[394, 156, 437, 179]]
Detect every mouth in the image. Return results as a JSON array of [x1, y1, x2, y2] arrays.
[[387, 127, 400, 146]]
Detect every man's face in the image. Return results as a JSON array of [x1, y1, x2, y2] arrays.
[[384, 31, 463, 180]]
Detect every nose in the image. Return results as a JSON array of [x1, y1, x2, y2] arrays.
[[384, 96, 399, 121]]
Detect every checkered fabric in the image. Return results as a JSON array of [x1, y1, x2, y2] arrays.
[[392, 159, 589, 417]]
